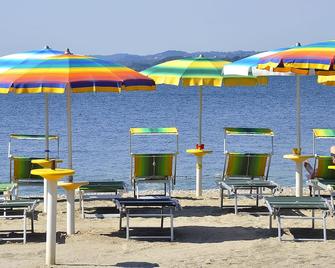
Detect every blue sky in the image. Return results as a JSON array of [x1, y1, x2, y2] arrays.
[[1, 0, 334, 55]]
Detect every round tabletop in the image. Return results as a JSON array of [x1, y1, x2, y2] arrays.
[[328, 165, 335, 170], [31, 159, 63, 168], [186, 149, 213, 157], [283, 154, 314, 163], [31, 168, 75, 181], [58, 181, 89, 191]]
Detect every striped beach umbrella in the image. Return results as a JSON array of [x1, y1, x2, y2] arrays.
[[0, 49, 156, 176], [0, 46, 63, 159], [141, 56, 266, 197]]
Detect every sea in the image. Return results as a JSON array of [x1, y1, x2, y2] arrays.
[[1, 76, 334, 195]]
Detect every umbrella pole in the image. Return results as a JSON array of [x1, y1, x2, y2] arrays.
[[295, 75, 303, 197], [44, 93, 50, 213], [196, 86, 203, 197], [66, 84, 73, 181], [66, 84, 76, 235]]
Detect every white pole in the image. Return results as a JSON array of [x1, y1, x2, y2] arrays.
[[196, 156, 202, 197], [46, 180, 57, 265], [44, 93, 49, 213], [199, 86, 203, 145], [295, 162, 303, 197], [296, 76, 301, 150], [66, 189, 75, 235], [66, 84, 73, 182]]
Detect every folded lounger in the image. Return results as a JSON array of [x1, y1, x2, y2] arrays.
[[79, 181, 127, 218], [0, 199, 39, 243], [114, 197, 181, 241], [264, 196, 331, 241], [218, 128, 278, 214]]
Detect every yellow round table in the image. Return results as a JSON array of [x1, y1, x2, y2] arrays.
[[58, 181, 88, 236], [186, 148, 213, 197], [328, 165, 335, 170], [31, 168, 75, 266], [283, 154, 314, 197]]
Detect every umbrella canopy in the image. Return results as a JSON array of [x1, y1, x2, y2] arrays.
[[258, 40, 335, 75], [142, 56, 267, 145]]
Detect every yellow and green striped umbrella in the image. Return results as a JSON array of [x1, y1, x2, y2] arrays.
[[141, 56, 267, 145]]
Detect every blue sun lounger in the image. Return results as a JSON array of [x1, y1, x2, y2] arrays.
[[264, 196, 331, 241], [0, 199, 39, 243]]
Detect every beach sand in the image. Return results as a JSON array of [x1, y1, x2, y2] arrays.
[[1, 188, 335, 268]]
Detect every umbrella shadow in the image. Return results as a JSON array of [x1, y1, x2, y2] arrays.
[[57, 261, 159, 267]]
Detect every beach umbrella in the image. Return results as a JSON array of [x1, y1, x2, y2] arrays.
[[141, 56, 267, 197], [257, 40, 335, 196], [0, 46, 63, 159]]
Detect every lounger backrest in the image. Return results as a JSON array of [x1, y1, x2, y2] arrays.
[[314, 156, 335, 180], [133, 154, 173, 179], [11, 157, 43, 182], [224, 153, 270, 179]]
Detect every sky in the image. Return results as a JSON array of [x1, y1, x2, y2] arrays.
[[1, 0, 334, 56]]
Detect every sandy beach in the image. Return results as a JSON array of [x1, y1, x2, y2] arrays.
[[1, 188, 335, 268]]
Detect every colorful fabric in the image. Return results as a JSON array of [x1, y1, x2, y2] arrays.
[[315, 156, 335, 180], [225, 153, 268, 177], [130, 127, 178, 135], [258, 40, 335, 75], [0, 49, 155, 94], [225, 127, 274, 136], [141, 56, 266, 87], [10, 134, 59, 140], [313, 128, 335, 138], [223, 47, 292, 76], [133, 154, 173, 178]]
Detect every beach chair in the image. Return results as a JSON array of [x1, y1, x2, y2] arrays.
[[130, 128, 178, 197], [307, 129, 335, 207], [114, 196, 181, 241], [0, 199, 39, 243], [78, 181, 127, 218], [264, 196, 331, 241], [218, 128, 278, 214], [8, 134, 60, 197]]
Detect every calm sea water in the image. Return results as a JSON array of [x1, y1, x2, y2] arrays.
[[0, 76, 334, 194]]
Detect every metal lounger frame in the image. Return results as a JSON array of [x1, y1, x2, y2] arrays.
[[0, 200, 39, 243], [219, 179, 279, 214], [114, 198, 180, 241], [264, 197, 331, 242]]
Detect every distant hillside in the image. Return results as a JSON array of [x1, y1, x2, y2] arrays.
[[93, 50, 258, 71]]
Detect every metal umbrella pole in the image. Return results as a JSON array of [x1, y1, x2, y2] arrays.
[[196, 86, 203, 197]]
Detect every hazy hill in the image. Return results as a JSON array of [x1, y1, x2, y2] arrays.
[[93, 50, 258, 71]]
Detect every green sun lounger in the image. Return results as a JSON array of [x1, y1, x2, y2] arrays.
[[0, 199, 39, 243], [114, 197, 180, 241], [79, 181, 127, 218], [218, 128, 278, 214], [264, 196, 331, 241]]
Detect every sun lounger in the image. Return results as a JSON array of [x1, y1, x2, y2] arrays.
[[0, 199, 39, 243], [0, 183, 17, 199], [306, 129, 335, 208], [264, 196, 331, 241], [114, 197, 180, 241], [130, 128, 179, 197], [218, 128, 278, 214], [78, 181, 127, 218]]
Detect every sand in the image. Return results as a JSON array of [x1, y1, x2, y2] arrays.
[[1, 188, 335, 268]]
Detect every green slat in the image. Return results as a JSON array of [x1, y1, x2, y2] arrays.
[[225, 127, 274, 136], [10, 134, 59, 140]]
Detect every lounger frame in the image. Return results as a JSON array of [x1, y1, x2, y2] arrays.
[[0, 200, 39, 243], [264, 196, 331, 242], [114, 198, 180, 241]]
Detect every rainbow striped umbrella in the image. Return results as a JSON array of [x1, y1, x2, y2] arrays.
[[0, 48, 156, 175], [141, 56, 266, 197], [258, 40, 335, 75]]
